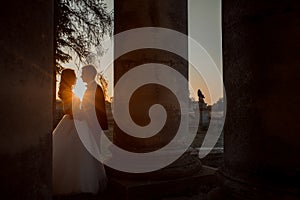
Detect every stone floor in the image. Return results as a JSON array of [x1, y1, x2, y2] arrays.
[[53, 177, 215, 200], [53, 160, 221, 200], [53, 190, 209, 200]]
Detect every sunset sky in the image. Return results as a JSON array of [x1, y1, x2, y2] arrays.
[[59, 0, 223, 105]]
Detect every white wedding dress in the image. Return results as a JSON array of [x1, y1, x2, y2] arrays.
[[52, 94, 107, 195]]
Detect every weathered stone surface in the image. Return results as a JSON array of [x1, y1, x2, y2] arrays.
[[0, 0, 53, 199], [112, 0, 196, 179], [220, 0, 300, 199], [113, 0, 188, 154]]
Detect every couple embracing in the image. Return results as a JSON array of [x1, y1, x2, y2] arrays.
[[53, 65, 108, 196]]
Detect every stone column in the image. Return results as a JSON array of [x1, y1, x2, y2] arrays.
[[0, 0, 54, 199], [114, 0, 187, 151], [214, 0, 300, 199], [111, 0, 201, 180]]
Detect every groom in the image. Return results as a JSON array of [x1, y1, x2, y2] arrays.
[[81, 64, 108, 131]]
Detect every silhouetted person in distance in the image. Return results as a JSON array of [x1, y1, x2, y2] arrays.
[[81, 64, 108, 130]]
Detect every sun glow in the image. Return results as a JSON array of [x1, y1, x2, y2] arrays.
[[73, 79, 86, 101]]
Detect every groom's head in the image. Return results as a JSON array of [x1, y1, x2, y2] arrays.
[[81, 65, 97, 83]]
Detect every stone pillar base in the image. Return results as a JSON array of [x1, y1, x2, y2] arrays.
[[105, 149, 202, 180], [108, 166, 217, 200]]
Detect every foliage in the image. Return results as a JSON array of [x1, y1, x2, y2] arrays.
[[54, 0, 113, 73], [98, 73, 108, 100]]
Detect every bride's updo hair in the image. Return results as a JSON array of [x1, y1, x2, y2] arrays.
[[58, 69, 76, 101]]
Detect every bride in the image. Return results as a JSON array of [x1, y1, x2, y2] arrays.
[[53, 68, 107, 196]]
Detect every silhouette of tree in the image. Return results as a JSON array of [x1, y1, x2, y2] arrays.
[[54, 0, 113, 73]]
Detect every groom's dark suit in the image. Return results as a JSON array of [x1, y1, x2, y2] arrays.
[[82, 81, 108, 130]]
